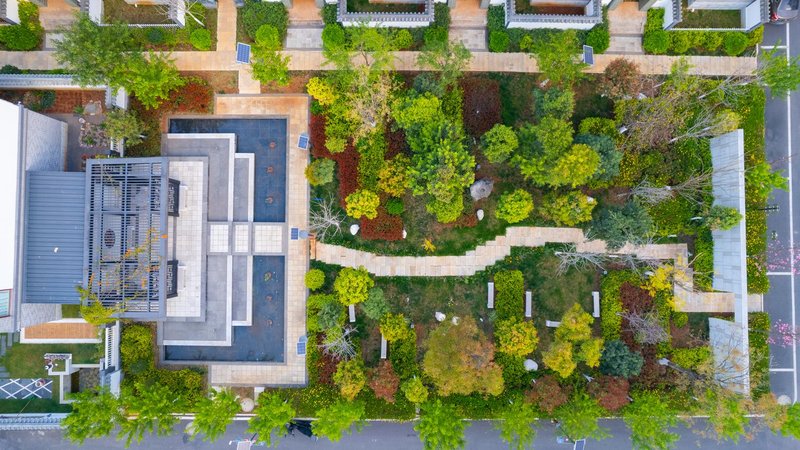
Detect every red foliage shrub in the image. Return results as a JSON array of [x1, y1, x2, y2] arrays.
[[168, 77, 213, 113], [631, 345, 668, 390], [361, 206, 403, 241], [461, 77, 501, 138], [385, 124, 409, 159], [619, 283, 655, 347], [368, 360, 401, 403], [588, 376, 630, 412], [310, 113, 331, 158], [525, 374, 571, 415], [314, 334, 338, 386], [335, 143, 359, 207]]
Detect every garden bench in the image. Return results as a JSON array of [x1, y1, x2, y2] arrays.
[[592, 291, 600, 318], [525, 291, 532, 318], [349, 304, 356, 323], [546, 320, 561, 328], [487, 282, 494, 309], [380, 335, 387, 359]]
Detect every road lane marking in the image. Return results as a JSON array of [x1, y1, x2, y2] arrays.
[[771, 368, 796, 372], [785, 20, 798, 403], [761, 45, 788, 50], [768, 272, 794, 275]]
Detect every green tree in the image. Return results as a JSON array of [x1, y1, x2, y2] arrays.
[[54, 13, 135, 88], [362, 287, 390, 320], [481, 124, 519, 164], [248, 392, 295, 447], [191, 388, 240, 442], [534, 88, 575, 121], [496, 399, 536, 450], [334, 266, 374, 305], [704, 205, 742, 231], [63, 387, 122, 444], [623, 391, 680, 450], [417, 40, 472, 96], [574, 133, 622, 184], [125, 52, 185, 110], [782, 403, 800, 440], [423, 316, 504, 396], [402, 376, 429, 404], [531, 30, 587, 88], [516, 117, 593, 187], [313, 400, 366, 442], [600, 340, 644, 378], [590, 201, 654, 251], [345, 189, 380, 220], [495, 318, 539, 357], [556, 303, 593, 342], [539, 191, 596, 226], [102, 108, 145, 147], [334, 359, 367, 401], [745, 160, 788, 200], [251, 25, 289, 87], [496, 189, 534, 224], [415, 399, 468, 450], [378, 154, 411, 197], [119, 382, 181, 447], [759, 47, 800, 98], [542, 340, 577, 378], [304, 269, 325, 290], [380, 313, 412, 342], [305, 158, 335, 186], [554, 392, 610, 441], [317, 300, 344, 331], [702, 388, 751, 443], [551, 143, 600, 188]]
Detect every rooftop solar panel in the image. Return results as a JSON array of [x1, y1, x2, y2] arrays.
[[297, 133, 309, 150], [236, 43, 251, 64], [290, 227, 299, 240], [297, 335, 307, 356], [582, 45, 594, 66]]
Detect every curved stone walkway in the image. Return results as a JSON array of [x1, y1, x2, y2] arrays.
[[315, 226, 746, 314]]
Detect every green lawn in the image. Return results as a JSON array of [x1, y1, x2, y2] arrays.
[[61, 304, 81, 318], [2, 342, 100, 377], [104, 0, 172, 24], [678, 1, 741, 29]]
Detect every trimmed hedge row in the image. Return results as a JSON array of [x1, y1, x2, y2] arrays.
[[643, 9, 762, 56], [493, 270, 524, 321], [749, 312, 771, 398], [486, 6, 609, 54], [599, 270, 642, 340], [734, 86, 769, 293]]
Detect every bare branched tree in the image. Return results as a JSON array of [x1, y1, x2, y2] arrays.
[[309, 197, 345, 241], [321, 326, 357, 360], [554, 249, 661, 275], [153, 0, 206, 26], [621, 310, 670, 345]]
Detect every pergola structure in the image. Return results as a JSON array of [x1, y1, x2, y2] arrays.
[[83, 158, 179, 319]]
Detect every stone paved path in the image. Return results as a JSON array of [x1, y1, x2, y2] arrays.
[[315, 226, 752, 314], [450, 28, 487, 51], [607, 2, 646, 55], [286, 27, 323, 50]]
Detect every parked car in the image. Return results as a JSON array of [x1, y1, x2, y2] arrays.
[[771, 0, 800, 23]]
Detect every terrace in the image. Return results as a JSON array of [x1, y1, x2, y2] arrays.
[[504, 0, 602, 29]]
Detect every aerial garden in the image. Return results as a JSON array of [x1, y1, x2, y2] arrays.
[[288, 21, 799, 449]]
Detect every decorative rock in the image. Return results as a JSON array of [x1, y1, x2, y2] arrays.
[[469, 179, 494, 201], [451, 316, 460, 325], [524, 359, 538, 372], [476, 209, 485, 221], [403, 229, 407, 239], [435, 312, 446, 322], [350, 224, 360, 235], [778, 394, 792, 406], [240, 398, 255, 412]]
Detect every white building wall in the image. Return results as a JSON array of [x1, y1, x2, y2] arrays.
[[743, 0, 761, 29], [5, 0, 19, 23]]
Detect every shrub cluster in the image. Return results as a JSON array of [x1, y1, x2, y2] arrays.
[[493, 270, 524, 321], [749, 312, 771, 398], [0, 1, 43, 51], [599, 271, 641, 340], [241, 0, 288, 42], [486, 6, 608, 53]]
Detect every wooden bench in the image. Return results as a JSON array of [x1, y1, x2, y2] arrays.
[[309, 235, 317, 260], [348, 304, 356, 323], [592, 291, 600, 318], [546, 320, 561, 328], [525, 291, 532, 318], [487, 282, 495, 309]]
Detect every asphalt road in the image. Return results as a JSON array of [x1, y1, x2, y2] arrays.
[[0, 419, 798, 450], [762, 21, 800, 403]]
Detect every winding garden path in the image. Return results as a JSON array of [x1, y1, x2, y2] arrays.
[[314, 227, 747, 313]]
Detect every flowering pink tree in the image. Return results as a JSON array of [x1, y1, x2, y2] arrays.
[[764, 240, 800, 273], [767, 320, 800, 348]]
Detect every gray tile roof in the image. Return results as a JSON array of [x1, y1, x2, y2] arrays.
[[23, 171, 86, 304]]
